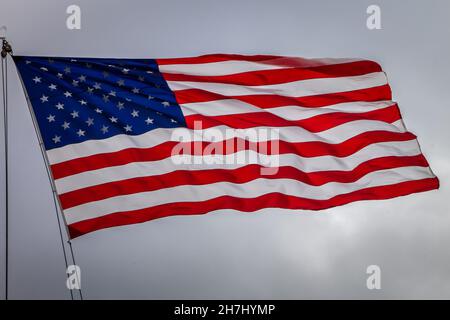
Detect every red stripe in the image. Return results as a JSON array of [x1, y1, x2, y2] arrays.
[[157, 54, 282, 65], [185, 104, 401, 130], [59, 155, 430, 210], [162, 61, 382, 86], [50, 130, 416, 180], [173, 85, 392, 107], [67, 177, 439, 238], [157, 54, 367, 67]]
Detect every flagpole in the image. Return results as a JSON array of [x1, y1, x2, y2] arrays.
[[1, 35, 11, 301]]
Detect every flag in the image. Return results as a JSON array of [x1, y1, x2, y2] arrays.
[[14, 54, 439, 238]]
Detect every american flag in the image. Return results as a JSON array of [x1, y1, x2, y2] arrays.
[[14, 54, 439, 238]]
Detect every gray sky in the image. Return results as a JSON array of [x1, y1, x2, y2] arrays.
[[0, 0, 449, 299]]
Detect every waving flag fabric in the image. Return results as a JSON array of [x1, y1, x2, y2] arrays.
[[14, 54, 439, 238]]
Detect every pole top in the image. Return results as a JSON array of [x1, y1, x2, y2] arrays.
[[1, 26, 12, 58], [1, 40, 12, 58]]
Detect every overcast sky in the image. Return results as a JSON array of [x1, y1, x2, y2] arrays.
[[0, 0, 449, 299]]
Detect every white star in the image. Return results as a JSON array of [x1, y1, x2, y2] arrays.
[[72, 80, 79, 87], [102, 71, 109, 78], [117, 102, 124, 110], [132, 88, 140, 94], [109, 90, 116, 96], [138, 76, 144, 82], [93, 82, 102, 90], [101, 125, 109, 134], [124, 124, 132, 132], [171, 119, 178, 123], [162, 101, 170, 107], [109, 116, 118, 123], [76, 129, 86, 137], [95, 108, 103, 114], [147, 95, 154, 100], [46, 114, 55, 122], [146, 70, 153, 74], [40, 95, 49, 103], [78, 75, 87, 82], [57, 73, 63, 79], [48, 84, 57, 91], [64, 67, 71, 74], [64, 91, 72, 98], [25, 60, 31, 64], [55, 102, 64, 110], [102, 95, 109, 103], [62, 121, 70, 130], [131, 109, 139, 117], [32, 76, 41, 83], [87, 87, 94, 94], [52, 135, 61, 143], [86, 118, 94, 126], [79, 99, 87, 105], [122, 68, 130, 74], [70, 110, 79, 118], [40, 67, 48, 72], [145, 117, 154, 125], [117, 79, 125, 86]]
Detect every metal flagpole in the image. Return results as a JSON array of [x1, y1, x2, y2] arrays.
[[2, 35, 83, 300], [1, 33, 12, 301]]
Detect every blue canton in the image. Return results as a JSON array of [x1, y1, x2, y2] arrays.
[[14, 56, 186, 150]]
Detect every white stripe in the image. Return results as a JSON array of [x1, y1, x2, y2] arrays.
[[167, 72, 387, 97], [181, 100, 395, 119], [47, 119, 406, 165], [54, 139, 421, 194], [64, 166, 434, 225], [159, 57, 361, 77]]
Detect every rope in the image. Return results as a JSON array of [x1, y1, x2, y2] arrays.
[[68, 241, 83, 300]]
